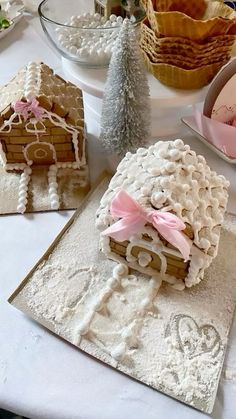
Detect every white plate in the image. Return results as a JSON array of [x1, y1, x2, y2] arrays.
[[0, 6, 24, 39], [182, 115, 236, 164]]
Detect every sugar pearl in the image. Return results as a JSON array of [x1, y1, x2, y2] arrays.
[[173, 139, 184, 149], [19, 190, 27, 198], [197, 163, 204, 171], [19, 196, 27, 205], [51, 200, 59, 210], [187, 165, 195, 173], [159, 148, 167, 158], [184, 145, 190, 152], [113, 264, 129, 279], [109, 14, 117, 22], [160, 178, 170, 188], [169, 149, 181, 161], [107, 276, 120, 289], [17, 203, 26, 214], [116, 16, 123, 24], [49, 187, 56, 195], [182, 184, 190, 192], [199, 238, 210, 249], [185, 200, 194, 210], [174, 203, 182, 212], [191, 180, 198, 188], [50, 193, 58, 201], [197, 155, 206, 164], [166, 162, 176, 173], [152, 191, 166, 205], [50, 181, 58, 188], [111, 342, 126, 361]]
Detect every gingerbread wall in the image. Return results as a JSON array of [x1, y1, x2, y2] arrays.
[[109, 237, 190, 280], [0, 107, 84, 165]]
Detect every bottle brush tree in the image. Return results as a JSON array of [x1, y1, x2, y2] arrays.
[[100, 18, 151, 156]]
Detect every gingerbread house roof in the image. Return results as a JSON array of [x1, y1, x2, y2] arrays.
[[96, 139, 229, 261], [0, 62, 84, 127]]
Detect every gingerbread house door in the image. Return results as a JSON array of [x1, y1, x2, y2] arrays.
[[24, 141, 56, 165]]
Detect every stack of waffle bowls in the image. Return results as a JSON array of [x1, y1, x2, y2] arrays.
[[140, 0, 236, 89]]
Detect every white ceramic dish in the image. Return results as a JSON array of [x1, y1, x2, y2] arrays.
[[182, 115, 236, 164], [0, 4, 24, 39]]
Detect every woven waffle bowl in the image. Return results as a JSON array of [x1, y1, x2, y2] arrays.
[[141, 0, 236, 41], [140, 16, 234, 88], [153, 0, 207, 18], [141, 19, 236, 54], [140, 19, 235, 69], [142, 50, 229, 89]]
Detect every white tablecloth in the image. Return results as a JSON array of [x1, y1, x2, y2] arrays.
[[0, 14, 236, 419]]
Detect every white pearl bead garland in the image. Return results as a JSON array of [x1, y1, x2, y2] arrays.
[[17, 167, 32, 214], [56, 13, 124, 66], [48, 164, 60, 210], [24, 62, 41, 100]]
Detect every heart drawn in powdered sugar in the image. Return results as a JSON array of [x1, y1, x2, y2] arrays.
[[166, 315, 221, 359]]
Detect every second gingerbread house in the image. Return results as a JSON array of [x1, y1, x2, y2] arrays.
[[96, 140, 229, 288]]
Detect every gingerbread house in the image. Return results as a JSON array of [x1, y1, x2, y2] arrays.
[[0, 62, 88, 213], [94, 0, 125, 17], [94, 0, 142, 18], [0, 62, 85, 169], [96, 140, 229, 288]]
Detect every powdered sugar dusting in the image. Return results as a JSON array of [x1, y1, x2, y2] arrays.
[[12, 177, 236, 414]]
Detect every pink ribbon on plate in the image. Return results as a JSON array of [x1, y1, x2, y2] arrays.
[[13, 98, 45, 121], [102, 190, 191, 261]]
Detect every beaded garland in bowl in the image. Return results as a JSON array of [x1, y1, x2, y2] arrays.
[[38, 0, 145, 67]]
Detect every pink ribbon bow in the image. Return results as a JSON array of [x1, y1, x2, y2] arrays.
[[13, 98, 45, 121], [102, 190, 191, 261]]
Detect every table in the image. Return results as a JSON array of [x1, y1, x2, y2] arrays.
[[0, 13, 236, 419], [62, 57, 207, 138]]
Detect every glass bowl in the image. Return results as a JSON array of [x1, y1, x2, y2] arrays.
[[38, 0, 145, 68]]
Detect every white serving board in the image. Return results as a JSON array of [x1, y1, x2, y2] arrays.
[[9, 174, 236, 414]]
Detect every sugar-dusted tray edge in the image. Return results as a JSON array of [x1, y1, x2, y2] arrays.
[[8, 170, 111, 304]]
